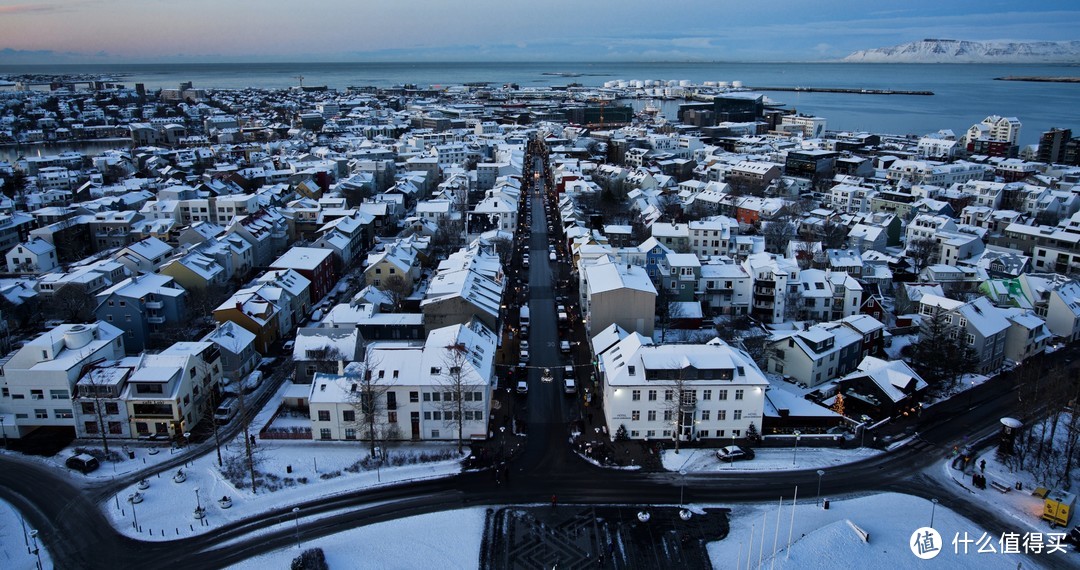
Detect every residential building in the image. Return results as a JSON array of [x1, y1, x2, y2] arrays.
[[94, 273, 188, 354]]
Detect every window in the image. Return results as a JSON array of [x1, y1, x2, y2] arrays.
[[108, 421, 122, 434], [410, 391, 419, 403], [320, 428, 331, 440], [81, 402, 95, 414], [317, 410, 330, 421], [431, 429, 440, 438], [54, 409, 73, 419], [664, 389, 674, 401], [718, 390, 728, 400], [631, 390, 641, 401], [432, 411, 442, 420], [85, 421, 99, 434], [30, 389, 43, 400], [733, 429, 741, 437], [344, 428, 356, 440], [648, 390, 657, 401], [702, 390, 712, 401], [631, 410, 640, 421], [663, 410, 673, 421], [734, 410, 742, 420], [628, 366, 636, 376], [0, 387, 6, 397], [646, 430, 656, 437], [701, 410, 710, 421], [423, 393, 431, 401], [718, 410, 727, 421], [967, 334, 976, 346], [959, 317, 968, 328], [342, 410, 355, 422], [647, 410, 656, 421]]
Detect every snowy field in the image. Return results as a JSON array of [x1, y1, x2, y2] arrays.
[[0, 500, 51, 570], [662, 446, 880, 473], [707, 493, 1032, 569], [103, 437, 466, 541], [227, 508, 487, 570]]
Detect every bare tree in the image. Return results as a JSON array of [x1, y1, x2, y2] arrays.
[[661, 364, 694, 454], [51, 284, 95, 323], [905, 238, 939, 275], [345, 354, 389, 458], [75, 367, 116, 455], [380, 275, 411, 313], [762, 219, 795, 254], [434, 342, 485, 454]]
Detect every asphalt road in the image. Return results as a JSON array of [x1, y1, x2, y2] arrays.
[[0, 145, 1072, 569]]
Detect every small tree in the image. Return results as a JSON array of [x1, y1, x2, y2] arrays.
[[762, 219, 795, 254], [905, 238, 939, 275], [76, 367, 114, 455], [51, 284, 95, 323], [614, 424, 629, 441], [434, 342, 485, 454], [380, 275, 411, 313], [662, 364, 693, 453], [345, 354, 388, 458]]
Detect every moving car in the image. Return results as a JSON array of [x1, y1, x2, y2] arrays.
[[560, 340, 571, 353], [563, 377, 577, 394], [516, 380, 529, 395], [715, 446, 755, 462], [66, 453, 100, 474]]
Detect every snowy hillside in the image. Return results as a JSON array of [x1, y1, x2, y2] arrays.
[[843, 39, 1080, 63]]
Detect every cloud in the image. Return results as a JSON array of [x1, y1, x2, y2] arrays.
[[0, 3, 59, 14]]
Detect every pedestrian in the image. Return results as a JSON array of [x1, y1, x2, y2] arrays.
[[551, 494, 558, 508], [979, 459, 986, 472]]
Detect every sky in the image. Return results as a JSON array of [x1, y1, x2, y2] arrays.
[[0, 0, 1077, 63]]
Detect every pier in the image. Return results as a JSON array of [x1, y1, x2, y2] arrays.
[[747, 86, 934, 95], [994, 76, 1080, 83]]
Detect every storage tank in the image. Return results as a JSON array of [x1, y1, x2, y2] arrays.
[[64, 324, 95, 350], [732, 81, 744, 89], [718, 81, 730, 89]]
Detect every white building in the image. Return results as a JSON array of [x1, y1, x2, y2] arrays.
[[595, 326, 768, 442], [307, 318, 495, 443]]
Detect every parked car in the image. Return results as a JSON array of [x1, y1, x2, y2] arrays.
[[549, 251, 556, 261], [715, 446, 755, 462], [213, 396, 238, 425], [516, 380, 529, 395], [66, 453, 100, 474], [241, 370, 263, 394]]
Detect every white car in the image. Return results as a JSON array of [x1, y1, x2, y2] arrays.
[[549, 251, 556, 261], [560, 340, 571, 353], [516, 380, 529, 395]]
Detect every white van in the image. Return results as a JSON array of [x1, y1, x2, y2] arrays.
[[213, 396, 238, 424]]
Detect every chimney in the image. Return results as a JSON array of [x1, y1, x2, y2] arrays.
[[337, 360, 345, 375], [235, 301, 242, 311]]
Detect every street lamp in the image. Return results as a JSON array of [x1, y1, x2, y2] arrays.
[[679, 469, 688, 506], [28, 529, 41, 570], [792, 431, 801, 466], [730, 433, 736, 468], [374, 446, 381, 482], [195, 487, 202, 511], [292, 507, 301, 549], [816, 470, 825, 507], [930, 498, 939, 529], [0, 415, 6, 448], [128, 494, 140, 532]]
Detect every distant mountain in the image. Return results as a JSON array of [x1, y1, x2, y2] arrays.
[[843, 39, 1080, 63]]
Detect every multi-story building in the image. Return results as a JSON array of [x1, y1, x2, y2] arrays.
[[918, 294, 1009, 374], [307, 319, 495, 442], [596, 328, 768, 442], [94, 273, 188, 354], [742, 253, 800, 324], [0, 322, 125, 438]]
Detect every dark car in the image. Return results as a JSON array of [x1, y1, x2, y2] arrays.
[[715, 446, 755, 462], [66, 453, 100, 474]]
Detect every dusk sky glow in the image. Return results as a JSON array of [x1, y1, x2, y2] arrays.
[[0, 0, 1077, 63]]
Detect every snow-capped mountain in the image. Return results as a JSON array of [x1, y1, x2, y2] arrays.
[[843, 39, 1080, 63]]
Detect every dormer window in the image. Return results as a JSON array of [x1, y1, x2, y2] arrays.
[[628, 366, 636, 376]]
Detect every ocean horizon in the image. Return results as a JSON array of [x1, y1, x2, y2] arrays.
[[2, 60, 1078, 147]]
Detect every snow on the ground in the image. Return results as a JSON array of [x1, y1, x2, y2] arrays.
[[925, 373, 991, 406], [0, 500, 52, 570], [651, 328, 718, 344], [934, 412, 1080, 534], [661, 446, 880, 473], [227, 508, 487, 570], [884, 333, 916, 360], [102, 437, 466, 541], [707, 493, 1029, 569]]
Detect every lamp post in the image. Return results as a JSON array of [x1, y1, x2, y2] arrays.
[[792, 431, 801, 467], [730, 433, 736, 468], [292, 507, 301, 549], [28, 529, 41, 570], [128, 494, 139, 532], [679, 469, 688, 506], [930, 498, 939, 529], [374, 446, 381, 483], [0, 415, 6, 448], [816, 470, 825, 507], [195, 487, 202, 511]]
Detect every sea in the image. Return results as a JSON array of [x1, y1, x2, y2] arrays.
[[1, 61, 1079, 155]]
